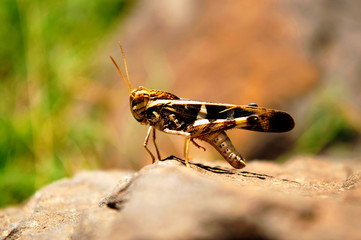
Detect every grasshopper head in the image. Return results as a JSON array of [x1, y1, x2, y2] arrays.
[[130, 87, 151, 123]]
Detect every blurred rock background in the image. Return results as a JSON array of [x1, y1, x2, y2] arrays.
[[1, 0, 360, 207]]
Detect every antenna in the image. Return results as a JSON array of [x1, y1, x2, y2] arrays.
[[110, 42, 132, 94], [118, 42, 132, 90], [110, 56, 131, 94]]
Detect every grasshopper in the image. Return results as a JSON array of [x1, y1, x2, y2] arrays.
[[111, 43, 294, 169]]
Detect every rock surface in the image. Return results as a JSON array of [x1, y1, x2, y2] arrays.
[[1, 156, 361, 240]]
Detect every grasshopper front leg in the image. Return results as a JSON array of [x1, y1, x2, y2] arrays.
[[152, 127, 161, 160], [144, 126, 156, 163], [184, 136, 191, 168], [162, 128, 192, 168]]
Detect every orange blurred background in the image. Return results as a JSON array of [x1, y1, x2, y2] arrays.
[[102, 0, 360, 168]]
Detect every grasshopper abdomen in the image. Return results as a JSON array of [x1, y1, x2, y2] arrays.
[[201, 131, 246, 169]]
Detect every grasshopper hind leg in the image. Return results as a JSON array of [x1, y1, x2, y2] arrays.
[[191, 139, 206, 151]]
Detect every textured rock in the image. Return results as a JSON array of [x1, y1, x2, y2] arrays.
[[1, 156, 361, 240], [0, 171, 129, 240]]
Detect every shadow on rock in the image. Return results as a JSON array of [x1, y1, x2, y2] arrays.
[[161, 155, 298, 183]]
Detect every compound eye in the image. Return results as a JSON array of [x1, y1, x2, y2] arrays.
[[135, 93, 144, 103]]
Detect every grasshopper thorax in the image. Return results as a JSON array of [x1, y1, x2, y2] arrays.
[[130, 86, 151, 123]]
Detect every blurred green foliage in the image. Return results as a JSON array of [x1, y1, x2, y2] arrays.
[[292, 84, 360, 157], [0, 0, 132, 207]]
